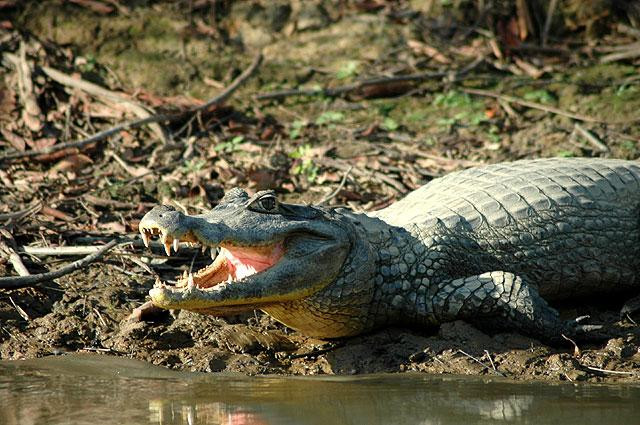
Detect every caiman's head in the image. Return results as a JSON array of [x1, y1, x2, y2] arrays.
[[139, 188, 354, 320]]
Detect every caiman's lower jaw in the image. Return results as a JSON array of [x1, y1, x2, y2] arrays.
[[139, 225, 284, 294]]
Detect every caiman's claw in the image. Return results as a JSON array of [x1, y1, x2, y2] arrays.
[[562, 316, 609, 343]]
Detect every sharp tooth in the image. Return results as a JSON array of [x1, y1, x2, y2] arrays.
[[140, 230, 150, 248], [201, 245, 207, 254], [188, 273, 195, 288], [160, 232, 171, 256], [226, 274, 233, 283], [173, 239, 179, 253], [154, 278, 163, 288], [210, 248, 217, 260]]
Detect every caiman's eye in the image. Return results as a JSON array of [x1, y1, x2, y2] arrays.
[[259, 195, 277, 211], [249, 193, 278, 212], [247, 191, 280, 213]]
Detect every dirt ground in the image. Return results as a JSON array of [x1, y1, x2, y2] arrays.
[[1, 1, 640, 384]]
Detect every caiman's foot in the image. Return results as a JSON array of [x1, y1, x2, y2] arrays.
[[431, 272, 613, 346], [559, 315, 609, 344]]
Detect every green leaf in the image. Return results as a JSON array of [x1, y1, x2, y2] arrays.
[[289, 120, 306, 139], [336, 61, 359, 79], [556, 150, 574, 157], [523, 89, 555, 104], [316, 111, 345, 125], [214, 135, 245, 152], [381, 117, 399, 131]]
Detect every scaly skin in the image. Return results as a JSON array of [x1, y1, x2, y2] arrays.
[[139, 158, 640, 343]]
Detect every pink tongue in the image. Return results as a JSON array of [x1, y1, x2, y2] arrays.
[[221, 244, 283, 280]]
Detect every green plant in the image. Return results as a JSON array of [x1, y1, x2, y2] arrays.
[[214, 135, 245, 152], [289, 120, 307, 139], [77, 54, 98, 73], [556, 150, 574, 157], [433, 90, 474, 108], [180, 159, 207, 173], [621, 140, 637, 153], [381, 117, 399, 131], [316, 111, 345, 125], [336, 61, 359, 79], [523, 89, 555, 104], [289, 145, 319, 182]]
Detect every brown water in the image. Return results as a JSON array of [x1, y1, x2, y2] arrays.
[[0, 354, 638, 425]]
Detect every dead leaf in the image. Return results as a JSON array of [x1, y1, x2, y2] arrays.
[[35, 147, 85, 163], [260, 126, 276, 140], [68, 0, 114, 14], [49, 154, 93, 174], [247, 167, 278, 190], [407, 40, 451, 64], [99, 221, 126, 233], [0, 87, 17, 116], [0, 128, 25, 151], [26, 137, 56, 150], [41, 206, 73, 222], [355, 81, 414, 99], [353, 0, 386, 13], [485, 106, 498, 119], [514, 57, 544, 79]]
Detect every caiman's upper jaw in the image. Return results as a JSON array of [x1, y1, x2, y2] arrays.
[[139, 221, 284, 295]]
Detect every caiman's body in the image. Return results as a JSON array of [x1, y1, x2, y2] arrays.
[[139, 158, 640, 343]]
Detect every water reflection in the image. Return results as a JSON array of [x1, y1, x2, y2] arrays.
[[0, 354, 638, 425]]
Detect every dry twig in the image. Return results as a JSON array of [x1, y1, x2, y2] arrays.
[[0, 239, 119, 289], [256, 57, 484, 101], [317, 157, 407, 194], [0, 53, 263, 163], [457, 349, 506, 377], [40, 65, 167, 143], [316, 166, 353, 206], [0, 241, 30, 277], [573, 123, 608, 152], [462, 88, 639, 125]]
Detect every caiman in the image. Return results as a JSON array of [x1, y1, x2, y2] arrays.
[[138, 158, 640, 343]]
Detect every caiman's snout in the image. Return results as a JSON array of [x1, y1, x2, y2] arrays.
[[137, 189, 352, 322], [139, 205, 199, 255]]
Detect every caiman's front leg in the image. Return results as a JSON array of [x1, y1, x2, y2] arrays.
[[429, 271, 603, 345]]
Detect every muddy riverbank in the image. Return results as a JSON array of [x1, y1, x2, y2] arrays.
[[1, 1, 639, 383]]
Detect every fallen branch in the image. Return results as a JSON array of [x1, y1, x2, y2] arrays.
[[0, 53, 263, 162], [462, 88, 639, 125], [573, 123, 608, 152], [0, 239, 118, 289], [0, 241, 30, 277], [317, 157, 407, 193], [457, 349, 506, 377], [4, 44, 43, 133], [0, 202, 42, 222], [316, 166, 353, 206], [600, 42, 640, 63], [40, 65, 167, 143], [256, 57, 484, 101], [582, 365, 636, 376]]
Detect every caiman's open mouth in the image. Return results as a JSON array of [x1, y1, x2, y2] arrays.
[[139, 225, 284, 292]]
